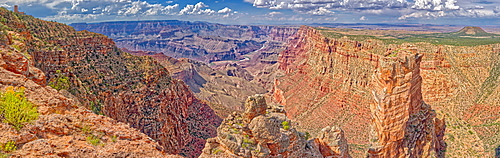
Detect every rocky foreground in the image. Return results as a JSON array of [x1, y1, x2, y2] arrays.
[[200, 94, 351, 158], [0, 31, 176, 157], [0, 7, 221, 157]]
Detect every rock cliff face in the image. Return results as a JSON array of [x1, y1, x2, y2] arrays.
[[368, 53, 444, 157], [126, 50, 267, 118], [200, 95, 350, 158], [274, 26, 500, 157], [0, 8, 220, 157], [0, 29, 173, 157], [70, 21, 298, 63], [275, 26, 380, 152]]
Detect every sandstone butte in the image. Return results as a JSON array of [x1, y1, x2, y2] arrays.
[[0, 27, 182, 157], [274, 26, 500, 157], [0, 8, 221, 158], [368, 52, 445, 157]]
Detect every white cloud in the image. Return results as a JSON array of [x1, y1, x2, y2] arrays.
[[0, 1, 238, 23], [412, 0, 459, 11], [305, 7, 334, 15], [247, 0, 409, 14], [399, 11, 445, 19], [360, 16, 367, 20], [218, 7, 232, 14], [268, 11, 283, 15], [179, 2, 215, 15]]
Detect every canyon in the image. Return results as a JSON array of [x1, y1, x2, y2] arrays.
[[72, 21, 299, 117], [125, 50, 267, 117], [0, 8, 220, 158], [274, 26, 500, 157], [70, 21, 297, 63], [1, 6, 500, 157], [73, 20, 500, 157], [0, 22, 174, 157]]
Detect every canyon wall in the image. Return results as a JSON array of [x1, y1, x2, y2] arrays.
[[368, 53, 444, 157], [126, 51, 267, 117], [0, 23, 175, 157], [71, 21, 298, 63], [0, 8, 221, 157], [275, 26, 500, 157]]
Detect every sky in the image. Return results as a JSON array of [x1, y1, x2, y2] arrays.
[[0, 0, 499, 25]]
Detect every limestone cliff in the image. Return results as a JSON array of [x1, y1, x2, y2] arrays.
[[275, 26, 380, 154], [126, 50, 267, 118], [368, 53, 445, 157], [200, 95, 351, 158], [274, 26, 500, 157], [0, 8, 221, 157], [0, 30, 174, 157]]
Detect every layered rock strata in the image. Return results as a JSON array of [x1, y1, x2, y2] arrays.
[[0, 32, 173, 157], [200, 95, 351, 158], [368, 53, 445, 157], [70, 21, 298, 63], [0, 8, 221, 157], [274, 26, 500, 156], [126, 51, 267, 117]]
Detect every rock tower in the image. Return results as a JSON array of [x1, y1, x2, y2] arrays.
[[368, 53, 445, 157]]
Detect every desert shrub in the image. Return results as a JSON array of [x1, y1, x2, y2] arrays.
[[1, 141, 16, 152], [0, 86, 39, 130], [281, 121, 290, 130], [48, 70, 70, 91], [86, 134, 102, 146]]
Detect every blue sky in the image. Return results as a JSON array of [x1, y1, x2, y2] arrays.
[[1, 0, 499, 25]]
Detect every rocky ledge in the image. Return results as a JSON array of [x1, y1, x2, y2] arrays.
[[200, 94, 351, 158]]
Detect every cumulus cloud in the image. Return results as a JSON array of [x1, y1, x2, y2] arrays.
[[179, 2, 215, 15], [218, 7, 233, 14], [398, 10, 445, 19], [246, 0, 408, 15], [0, 0, 237, 23], [244, 0, 500, 21], [412, 0, 459, 11], [305, 7, 334, 15], [400, 0, 500, 20]]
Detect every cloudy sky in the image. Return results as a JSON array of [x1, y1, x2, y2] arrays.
[[1, 0, 499, 25]]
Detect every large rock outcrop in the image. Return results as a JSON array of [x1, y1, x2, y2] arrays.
[[368, 53, 445, 157], [0, 30, 174, 157], [274, 26, 500, 157], [200, 95, 351, 158], [0, 8, 221, 157]]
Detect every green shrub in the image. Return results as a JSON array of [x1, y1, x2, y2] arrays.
[[81, 125, 91, 134], [281, 121, 290, 130], [304, 132, 311, 140], [111, 135, 117, 142], [243, 138, 254, 144], [2, 141, 16, 152], [211, 148, 222, 154], [0, 86, 39, 130], [86, 135, 102, 146], [48, 70, 70, 91]]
